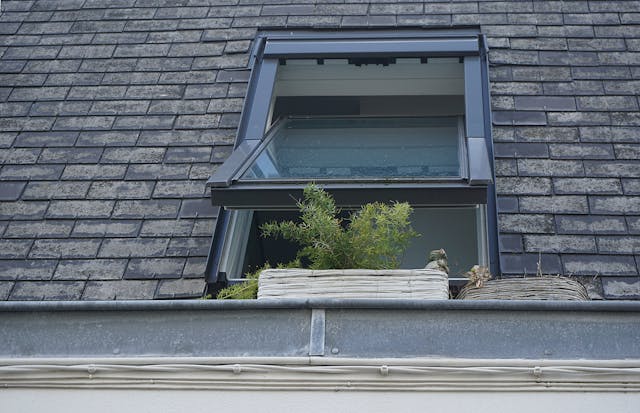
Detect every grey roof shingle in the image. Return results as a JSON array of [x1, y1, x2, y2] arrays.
[[1, 0, 640, 300]]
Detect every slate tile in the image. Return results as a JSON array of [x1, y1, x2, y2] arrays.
[[553, 178, 622, 195], [573, 66, 630, 80], [46, 200, 115, 219], [140, 219, 194, 237], [0, 165, 65, 180], [192, 54, 248, 69], [0, 148, 41, 164], [147, 99, 209, 115], [155, 278, 205, 298], [590, 197, 640, 215], [101, 72, 160, 85], [53, 115, 115, 131], [174, 114, 219, 129], [125, 164, 190, 180], [496, 177, 552, 195], [58, 45, 116, 59], [88, 181, 155, 200], [184, 83, 228, 99], [101, 148, 165, 163], [76, 131, 139, 147], [158, 71, 216, 84], [0, 201, 48, 220], [92, 32, 148, 44], [622, 179, 640, 195], [499, 234, 523, 253], [2, 45, 61, 59], [543, 81, 604, 96], [153, 180, 206, 198], [14, 132, 78, 148], [147, 30, 204, 43], [79, 59, 137, 73], [168, 42, 225, 57], [215, 69, 249, 83], [90, 100, 151, 115], [30, 239, 102, 259], [0, 239, 33, 258], [114, 44, 171, 58], [112, 200, 181, 219], [72, 220, 141, 238], [0, 73, 48, 87], [70, 20, 126, 33], [0, 260, 56, 281], [563, 255, 638, 276], [4, 221, 74, 238], [498, 214, 554, 234], [124, 258, 185, 279], [602, 278, 640, 300], [549, 144, 615, 159], [166, 237, 209, 257], [519, 196, 589, 214], [23, 59, 82, 73], [182, 256, 208, 278], [8, 86, 69, 101], [62, 165, 127, 180], [512, 67, 572, 82], [517, 159, 584, 177], [67, 85, 127, 100], [54, 259, 128, 281], [577, 96, 639, 112], [39, 147, 103, 164], [135, 57, 194, 71], [179, 198, 218, 218], [556, 215, 628, 235], [597, 237, 640, 254], [0, 182, 26, 200], [18, 22, 73, 35], [499, 253, 562, 276], [584, 161, 640, 178], [98, 238, 169, 258], [164, 147, 211, 163], [580, 126, 640, 143], [113, 115, 175, 130], [30, 101, 92, 116], [0, 282, 14, 300], [497, 196, 519, 214], [11, 281, 85, 300], [125, 85, 185, 99], [494, 143, 549, 158], [44, 73, 103, 86], [82, 280, 157, 300], [202, 27, 256, 41], [0, 133, 17, 148], [124, 19, 179, 32]]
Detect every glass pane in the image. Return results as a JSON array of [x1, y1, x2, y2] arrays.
[[241, 117, 460, 180], [400, 207, 482, 277]]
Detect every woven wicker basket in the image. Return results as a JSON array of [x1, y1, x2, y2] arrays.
[[457, 276, 590, 301], [257, 268, 449, 300]]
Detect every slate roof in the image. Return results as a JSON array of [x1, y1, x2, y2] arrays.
[[0, 0, 639, 300]]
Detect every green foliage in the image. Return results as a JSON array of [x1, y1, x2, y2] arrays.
[[216, 259, 301, 300], [260, 184, 418, 270]]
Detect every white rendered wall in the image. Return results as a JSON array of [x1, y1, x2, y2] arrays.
[[4, 388, 640, 413]]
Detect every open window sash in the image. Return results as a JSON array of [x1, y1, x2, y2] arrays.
[[208, 115, 491, 209]]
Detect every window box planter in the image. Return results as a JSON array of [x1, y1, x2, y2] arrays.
[[456, 277, 590, 301], [257, 268, 449, 300]]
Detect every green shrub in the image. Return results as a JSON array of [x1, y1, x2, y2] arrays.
[[260, 184, 418, 270]]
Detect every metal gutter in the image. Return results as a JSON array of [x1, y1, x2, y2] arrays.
[[2, 298, 640, 312]]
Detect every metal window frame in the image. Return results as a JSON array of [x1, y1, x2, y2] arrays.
[[206, 30, 499, 285]]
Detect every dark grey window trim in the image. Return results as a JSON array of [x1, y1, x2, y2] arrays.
[[206, 29, 499, 285]]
